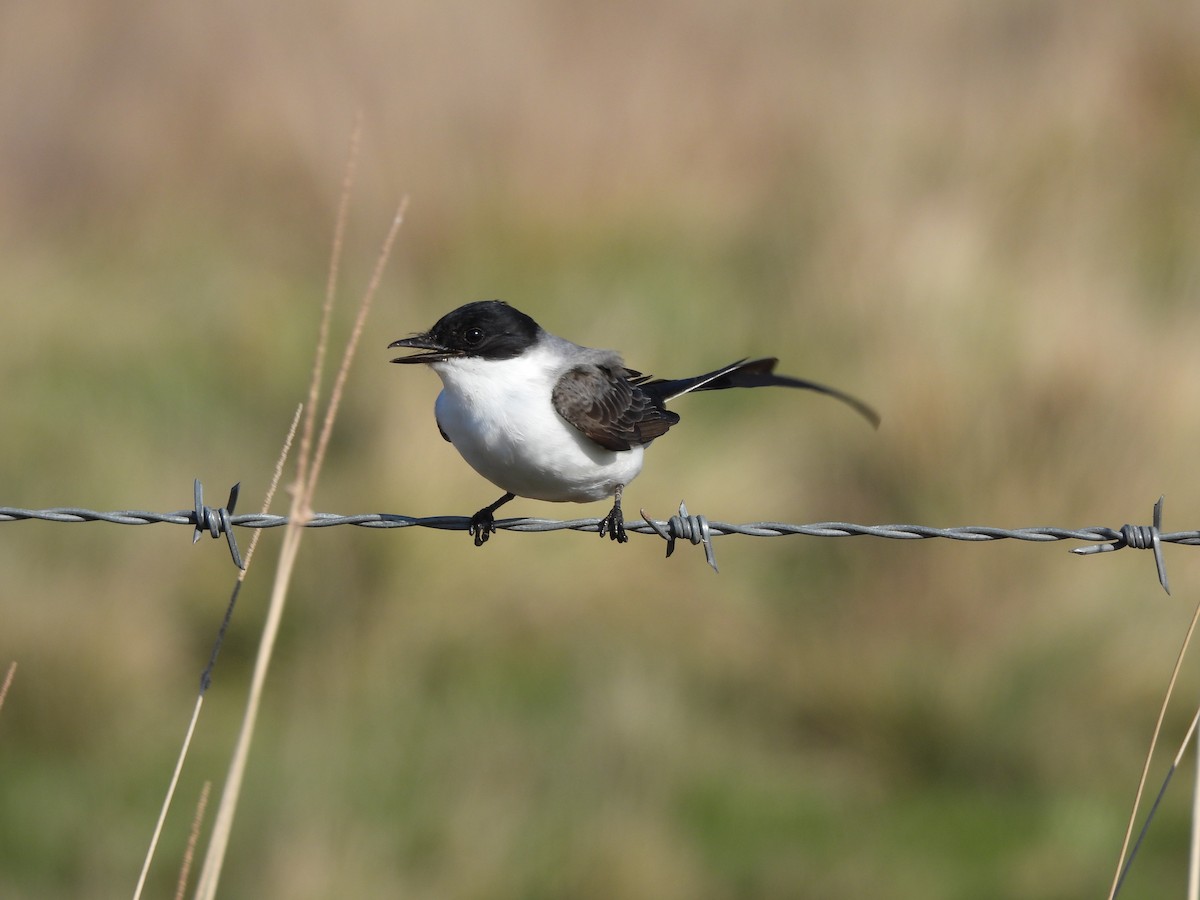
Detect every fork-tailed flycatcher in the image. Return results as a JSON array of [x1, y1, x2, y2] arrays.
[[389, 300, 878, 546]]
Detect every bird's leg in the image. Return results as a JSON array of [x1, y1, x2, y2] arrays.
[[598, 486, 629, 543], [468, 492, 516, 546]]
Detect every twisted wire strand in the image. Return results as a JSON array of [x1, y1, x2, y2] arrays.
[[0, 487, 1189, 590], [3, 506, 1198, 544]]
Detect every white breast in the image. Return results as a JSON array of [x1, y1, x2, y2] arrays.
[[429, 343, 645, 503]]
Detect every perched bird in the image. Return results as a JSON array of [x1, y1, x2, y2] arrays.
[[389, 300, 877, 546]]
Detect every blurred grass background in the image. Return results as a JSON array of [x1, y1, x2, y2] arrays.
[[2, 0, 1200, 896]]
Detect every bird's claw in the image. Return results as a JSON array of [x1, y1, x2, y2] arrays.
[[598, 504, 628, 543], [468, 510, 497, 546], [467, 492, 516, 546]]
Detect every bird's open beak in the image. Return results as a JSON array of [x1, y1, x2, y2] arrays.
[[388, 334, 458, 364]]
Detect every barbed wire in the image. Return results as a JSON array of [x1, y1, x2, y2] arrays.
[[0, 481, 1191, 589]]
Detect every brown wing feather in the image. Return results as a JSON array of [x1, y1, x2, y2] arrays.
[[552, 364, 680, 451]]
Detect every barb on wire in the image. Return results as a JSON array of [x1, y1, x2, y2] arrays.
[[0, 482, 1195, 589], [190, 480, 244, 570], [641, 501, 719, 573], [1072, 496, 1170, 594]]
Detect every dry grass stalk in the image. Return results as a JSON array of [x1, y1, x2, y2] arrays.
[[133, 403, 304, 900], [192, 139, 407, 899], [174, 781, 211, 900], [1108, 595, 1200, 899], [0, 661, 15, 718]]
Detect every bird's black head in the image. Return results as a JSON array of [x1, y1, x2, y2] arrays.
[[389, 300, 541, 364]]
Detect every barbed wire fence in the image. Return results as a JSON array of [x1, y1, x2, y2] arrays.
[[3, 476, 1198, 897], [0, 479, 1189, 589]]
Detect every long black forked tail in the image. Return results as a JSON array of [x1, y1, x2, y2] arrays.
[[645, 358, 880, 429]]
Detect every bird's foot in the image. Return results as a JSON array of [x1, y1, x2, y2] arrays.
[[468, 509, 498, 546], [598, 503, 628, 543], [467, 492, 516, 547]]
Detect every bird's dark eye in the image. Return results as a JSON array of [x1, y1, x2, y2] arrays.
[[463, 327, 485, 345]]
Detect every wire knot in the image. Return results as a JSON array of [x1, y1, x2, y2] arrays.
[[640, 501, 719, 573], [1119, 522, 1158, 551], [1072, 495, 1169, 594], [192, 479, 244, 570]]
